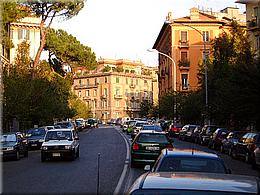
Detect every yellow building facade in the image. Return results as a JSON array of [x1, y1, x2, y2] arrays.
[[153, 7, 245, 98], [73, 59, 158, 122]]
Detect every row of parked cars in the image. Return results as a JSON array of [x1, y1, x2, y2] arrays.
[[169, 124, 260, 169], [119, 121, 260, 194], [1, 121, 82, 161]]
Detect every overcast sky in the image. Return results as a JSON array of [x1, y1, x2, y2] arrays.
[[52, 0, 245, 66]]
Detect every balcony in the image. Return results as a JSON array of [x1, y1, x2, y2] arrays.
[[178, 60, 190, 70], [178, 40, 189, 48], [114, 94, 123, 99], [83, 96, 91, 100], [74, 84, 98, 90]]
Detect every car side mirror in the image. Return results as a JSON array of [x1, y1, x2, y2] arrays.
[[144, 165, 151, 171]]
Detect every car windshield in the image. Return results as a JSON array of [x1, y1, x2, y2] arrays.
[[137, 133, 168, 144], [45, 131, 72, 140], [1, 134, 17, 142], [157, 157, 226, 173], [27, 128, 46, 136], [136, 123, 146, 127], [129, 121, 136, 126], [143, 125, 162, 131]]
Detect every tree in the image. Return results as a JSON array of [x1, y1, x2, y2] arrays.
[[69, 95, 92, 119], [140, 100, 153, 117], [20, 0, 85, 69], [45, 28, 97, 75]]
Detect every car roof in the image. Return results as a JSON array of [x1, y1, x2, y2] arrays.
[[161, 148, 220, 159], [139, 130, 166, 134], [133, 172, 258, 193], [47, 128, 73, 132]]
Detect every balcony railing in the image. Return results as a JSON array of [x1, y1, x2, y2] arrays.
[[74, 83, 98, 90], [114, 94, 123, 99], [178, 60, 190, 68], [179, 40, 189, 48]]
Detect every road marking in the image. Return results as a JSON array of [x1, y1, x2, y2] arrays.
[[113, 128, 130, 195]]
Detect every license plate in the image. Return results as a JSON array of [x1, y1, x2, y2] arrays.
[[146, 146, 160, 151], [31, 144, 37, 146], [52, 153, 60, 157]]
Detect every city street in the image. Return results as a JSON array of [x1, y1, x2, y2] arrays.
[[2, 126, 260, 194]]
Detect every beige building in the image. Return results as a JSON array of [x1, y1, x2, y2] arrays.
[[237, 0, 260, 56], [73, 59, 158, 122]]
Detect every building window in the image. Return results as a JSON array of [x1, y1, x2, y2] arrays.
[[79, 79, 82, 86], [203, 31, 209, 42], [86, 90, 90, 96], [18, 29, 30, 40], [87, 79, 89, 86], [116, 77, 119, 83], [116, 88, 120, 95], [181, 74, 188, 90], [144, 80, 147, 84], [78, 91, 82, 97], [10, 29, 14, 39], [94, 89, 97, 96], [181, 31, 188, 42], [126, 78, 128, 84], [116, 100, 120, 107], [181, 51, 188, 61], [125, 89, 128, 96], [136, 79, 138, 85], [105, 77, 108, 83], [104, 100, 107, 108], [104, 88, 108, 96]]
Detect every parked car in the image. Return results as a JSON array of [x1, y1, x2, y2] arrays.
[[198, 125, 218, 145], [131, 130, 173, 167], [179, 124, 198, 141], [167, 123, 182, 137], [131, 121, 149, 139], [55, 121, 75, 130], [26, 127, 47, 150], [1, 132, 28, 160], [220, 130, 248, 155], [41, 129, 80, 162], [145, 148, 231, 174], [208, 128, 229, 150], [190, 125, 202, 143], [127, 172, 260, 195], [126, 120, 137, 134], [253, 144, 260, 169], [86, 118, 98, 128], [231, 132, 260, 163]]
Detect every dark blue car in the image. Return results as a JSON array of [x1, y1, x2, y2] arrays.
[[26, 128, 47, 150]]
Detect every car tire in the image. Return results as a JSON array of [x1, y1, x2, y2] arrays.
[[24, 150, 28, 157], [71, 150, 76, 161], [15, 150, 20, 160]]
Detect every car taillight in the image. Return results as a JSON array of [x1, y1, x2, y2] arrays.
[[132, 143, 139, 150], [166, 144, 173, 148]]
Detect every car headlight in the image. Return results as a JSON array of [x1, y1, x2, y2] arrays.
[[6, 147, 14, 151], [42, 146, 48, 150], [65, 145, 71, 150], [39, 139, 44, 142]]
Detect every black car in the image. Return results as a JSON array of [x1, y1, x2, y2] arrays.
[[131, 130, 173, 168], [26, 127, 47, 150], [208, 128, 229, 150], [179, 124, 199, 141], [198, 125, 218, 145], [220, 131, 248, 155], [231, 132, 260, 163], [146, 148, 231, 174], [1, 132, 28, 160]]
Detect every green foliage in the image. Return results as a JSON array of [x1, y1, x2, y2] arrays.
[[69, 95, 92, 119], [113, 66, 124, 73], [142, 69, 152, 76], [102, 66, 111, 72], [45, 28, 97, 73], [140, 100, 153, 117]]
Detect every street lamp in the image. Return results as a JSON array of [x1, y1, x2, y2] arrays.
[[147, 48, 177, 123], [164, 20, 209, 124]]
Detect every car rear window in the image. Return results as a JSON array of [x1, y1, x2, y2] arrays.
[[137, 133, 168, 143], [143, 125, 162, 131], [157, 157, 226, 173]]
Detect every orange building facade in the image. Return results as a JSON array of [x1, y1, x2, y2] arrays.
[[153, 7, 245, 98]]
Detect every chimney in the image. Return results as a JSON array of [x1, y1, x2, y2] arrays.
[[190, 7, 200, 20], [166, 11, 173, 21]]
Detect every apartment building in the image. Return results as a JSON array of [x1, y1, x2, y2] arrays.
[[73, 59, 158, 122], [153, 7, 245, 98], [237, 0, 260, 56]]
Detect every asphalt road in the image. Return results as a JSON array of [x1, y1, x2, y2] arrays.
[[2, 127, 127, 195], [2, 126, 260, 195]]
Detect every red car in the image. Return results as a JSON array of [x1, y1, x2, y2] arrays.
[[167, 124, 182, 137]]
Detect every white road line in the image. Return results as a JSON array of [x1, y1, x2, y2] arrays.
[[113, 128, 130, 195]]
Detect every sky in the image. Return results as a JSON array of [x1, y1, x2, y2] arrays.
[[52, 0, 245, 67]]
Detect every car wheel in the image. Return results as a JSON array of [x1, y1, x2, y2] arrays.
[[24, 150, 28, 157], [15, 150, 20, 160]]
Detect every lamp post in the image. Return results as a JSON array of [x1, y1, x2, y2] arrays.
[[164, 20, 209, 125], [147, 48, 177, 123]]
